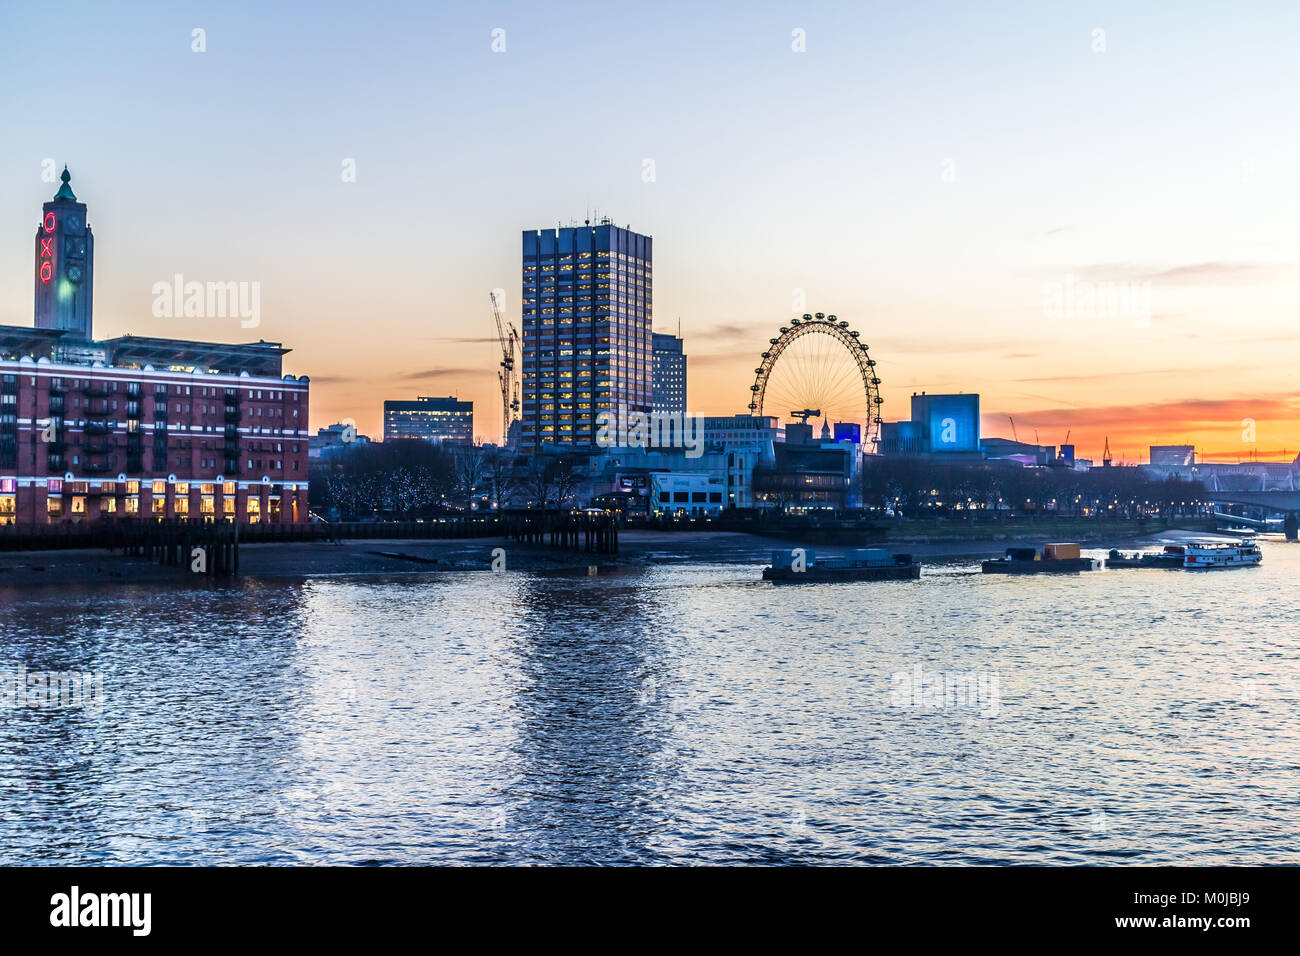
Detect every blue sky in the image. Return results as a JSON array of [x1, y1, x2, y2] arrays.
[[2, 1, 1298, 457]]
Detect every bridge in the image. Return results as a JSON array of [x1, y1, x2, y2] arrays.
[[1205, 491, 1300, 540], [1205, 490, 1300, 512]]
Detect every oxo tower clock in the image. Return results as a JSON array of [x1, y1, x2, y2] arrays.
[[33, 167, 94, 338]]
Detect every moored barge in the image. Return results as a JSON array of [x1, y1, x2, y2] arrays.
[[981, 542, 1100, 574], [762, 548, 921, 583], [1105, 545, 1185, 569]]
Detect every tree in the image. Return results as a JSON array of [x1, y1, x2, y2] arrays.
[[452, 445, 487, 506]]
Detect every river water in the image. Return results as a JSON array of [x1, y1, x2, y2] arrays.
[[2, 539, 1297, 865]]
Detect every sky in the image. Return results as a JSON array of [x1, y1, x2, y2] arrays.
[[1, 0, 1297, 463]]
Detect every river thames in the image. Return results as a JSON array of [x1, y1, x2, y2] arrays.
[[2, 538, 1297, 865]]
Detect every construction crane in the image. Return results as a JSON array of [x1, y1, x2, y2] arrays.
[[1103, 436, 1113, 467], [489, 291, 519, 446], [790, 408, 821, 424], [1007, 415, 1019, 443]]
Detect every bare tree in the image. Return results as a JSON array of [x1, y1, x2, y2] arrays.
[[484, 447, 521, 509], [453, 445, 487, 506]]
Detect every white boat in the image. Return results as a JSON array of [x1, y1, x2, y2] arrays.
[[1183, 539, 1262, 569]]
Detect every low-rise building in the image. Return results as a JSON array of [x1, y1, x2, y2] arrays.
[[309, 422, 370, 460], [649, 471, 725, 517], [383, 395, 473, 445]]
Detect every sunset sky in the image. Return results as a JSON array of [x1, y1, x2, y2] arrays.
[[2, 1, 1297, 463]]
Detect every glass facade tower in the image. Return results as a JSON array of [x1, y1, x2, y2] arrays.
[[520, 222, 652, 448]]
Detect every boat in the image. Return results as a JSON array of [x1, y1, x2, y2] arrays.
[[1182, 539, 1262, 569], [981, 542, 1100, 574], [1105, 545, 1185, 569], [762, 547, 921, 582]]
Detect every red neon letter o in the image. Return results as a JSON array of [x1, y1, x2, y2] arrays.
[[43, 213, 56, 234]]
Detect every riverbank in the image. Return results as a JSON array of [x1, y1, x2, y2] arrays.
[[878, 515, 1217, 544], [0, 523, 1238, 587]]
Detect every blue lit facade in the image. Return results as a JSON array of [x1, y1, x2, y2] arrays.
[[520, 223, 652, 447], [880, 393, 981, 457], [911, 393, 980, 453]]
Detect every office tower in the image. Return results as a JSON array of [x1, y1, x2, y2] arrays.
[[651, 331, 686, 414], [520, 220, 652, 447]]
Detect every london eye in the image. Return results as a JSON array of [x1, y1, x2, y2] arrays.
[[748, 312, 884, 447]]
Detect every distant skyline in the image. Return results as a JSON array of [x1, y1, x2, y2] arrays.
[[2, 1, 1298, 462]]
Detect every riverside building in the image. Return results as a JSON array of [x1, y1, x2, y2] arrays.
[[0, 170, 310, 526]]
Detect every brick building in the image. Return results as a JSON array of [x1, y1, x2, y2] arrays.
[[0, 170, 309, 526]]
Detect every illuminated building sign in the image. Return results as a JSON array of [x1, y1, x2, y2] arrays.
[[40, 212, 55, 283]]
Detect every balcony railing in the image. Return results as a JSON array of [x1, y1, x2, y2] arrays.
[[224, 409, 242, 423], [84, 421, 112, 436], [85, 402, 112, 418], [83, 385, 111, 398]]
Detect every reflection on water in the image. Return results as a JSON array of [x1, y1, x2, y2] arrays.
[[2, 542, 1299, 864]]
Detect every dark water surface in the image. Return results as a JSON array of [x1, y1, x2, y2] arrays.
[[2, 540, 1297, 864]]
